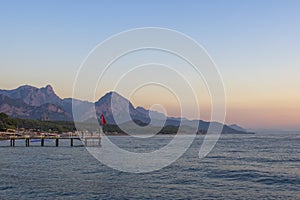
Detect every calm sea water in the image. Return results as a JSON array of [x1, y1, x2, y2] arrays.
[[0, 133, 299, 199]]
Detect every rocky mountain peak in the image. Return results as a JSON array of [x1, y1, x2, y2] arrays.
[[45, 84, 54, 93], [0, 84, 62, 107]]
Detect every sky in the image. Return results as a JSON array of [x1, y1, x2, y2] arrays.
[[0, 0, 299, 130]]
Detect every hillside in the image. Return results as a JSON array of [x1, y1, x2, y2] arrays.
[[0, 85, 251, 134]]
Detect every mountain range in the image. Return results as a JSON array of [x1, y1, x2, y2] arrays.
[[0, 85, 251, 134]]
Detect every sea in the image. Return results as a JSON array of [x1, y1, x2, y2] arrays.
[[0, 133, 299, 199]]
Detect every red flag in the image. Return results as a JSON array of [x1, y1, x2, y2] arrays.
[[101, 114, 106, 125]]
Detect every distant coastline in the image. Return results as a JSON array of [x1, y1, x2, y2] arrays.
[[0, 84, 252, 135], [0, 112, 254, 135]]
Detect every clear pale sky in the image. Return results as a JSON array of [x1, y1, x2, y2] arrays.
[[0, 0, 299, 130]]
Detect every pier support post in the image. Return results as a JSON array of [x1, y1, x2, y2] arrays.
[[56, 138, 59, 146], [25, 138, 30, 147]]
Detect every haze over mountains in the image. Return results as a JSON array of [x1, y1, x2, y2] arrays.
[[0, 85, 250, 134]]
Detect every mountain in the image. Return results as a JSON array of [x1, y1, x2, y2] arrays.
[[0, 93, 72, 121], [63, 98, 94, 121], [94, 91, 139, 124], [229, 124, 248, 132], [0, 85, 70, 121], [0, 84, 250, 134], [0, 94, 32, 118], [0, 85, 62, 106]]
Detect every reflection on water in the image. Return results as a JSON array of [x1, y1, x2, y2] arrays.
[[0, 133, 299, 199]]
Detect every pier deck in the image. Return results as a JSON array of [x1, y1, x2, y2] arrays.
[[0, 133, 101, 147]]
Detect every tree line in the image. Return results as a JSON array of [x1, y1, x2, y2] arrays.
[[0, 112, 75, 133], [0, 112, 181, 134]]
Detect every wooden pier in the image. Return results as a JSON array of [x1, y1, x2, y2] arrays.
[[0, 132, 101, 147]]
